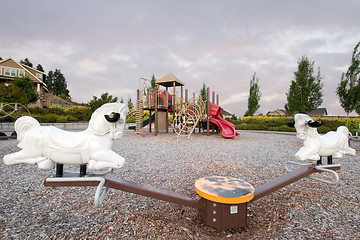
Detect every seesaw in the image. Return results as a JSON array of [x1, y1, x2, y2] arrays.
[[43, 162, 340, 230], [3, 106, 356, 230]]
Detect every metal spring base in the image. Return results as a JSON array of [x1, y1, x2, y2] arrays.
[[285, 159, 340, 185], [46, 167, 114, 207]]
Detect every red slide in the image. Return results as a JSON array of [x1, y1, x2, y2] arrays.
[[209, 103, 240, 139]]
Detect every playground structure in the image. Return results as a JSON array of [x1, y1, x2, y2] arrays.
[[131, 73, 239, 139], [3, 107, 356, 230]]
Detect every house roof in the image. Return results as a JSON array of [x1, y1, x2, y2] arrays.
[[22, 64, 46, 75], [308, 108, 328, 116], [266, 109, 286, 116], [0, 57, 47, 87], [156, 73, 184, 87], [221, 108, 233, 116]]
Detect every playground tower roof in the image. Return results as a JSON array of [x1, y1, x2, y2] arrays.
[[156, 73, 184, 87]]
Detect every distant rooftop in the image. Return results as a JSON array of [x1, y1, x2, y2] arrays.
[[308, 108, 328, 116], [156, 73, 184, 87]]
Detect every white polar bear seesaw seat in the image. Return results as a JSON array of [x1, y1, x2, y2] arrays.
[[3, 102, 128, 171]]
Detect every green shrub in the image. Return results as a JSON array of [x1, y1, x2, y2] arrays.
[[168, 116, 173, 126], [27, 105, 92, 122], [268, 126, 296, 132], [55, 116, 68, 123], [35, 113, 58, 123], [66, 115, 78, 122], [317, 126, 333, 134], [47, 105, 66, 115], [64, 106, 92, 121]]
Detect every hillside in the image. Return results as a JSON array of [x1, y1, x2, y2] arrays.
[[41, 93, 81, 108]]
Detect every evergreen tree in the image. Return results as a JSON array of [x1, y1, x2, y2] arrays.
[[150, 74, 156, 89], [285, 56, 323, 115], [46, 69, 70, 99], [20, 58, 33, 67], [36, 64, 44, 72], [244, 72, 261, 116], [336, 41, 360, 126], [127, 97, 134, 110], [45, 70, 54, 89], [200, 82, 207, 102]]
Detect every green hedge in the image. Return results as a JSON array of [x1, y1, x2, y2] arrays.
[[229, 116, 359, 134], [0, 105, 93, 123], [2, 104, 359, 135], [29, 105, 92, 123]]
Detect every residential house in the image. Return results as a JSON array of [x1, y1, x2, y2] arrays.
[[0, 57, 47, 107], [308, 108, 328, 116], [266, 109, 287, 117], [221, 108, 234, 119]]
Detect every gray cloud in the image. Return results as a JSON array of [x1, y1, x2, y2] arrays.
[[1, 0, 360, 117]]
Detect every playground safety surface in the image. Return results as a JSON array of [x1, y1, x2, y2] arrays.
[[1, 130, 359, 239]]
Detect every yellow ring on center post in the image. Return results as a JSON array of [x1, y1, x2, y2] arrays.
[[195, 176, 255, 204]]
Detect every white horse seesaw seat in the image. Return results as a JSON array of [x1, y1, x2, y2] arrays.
[[286, 114, 356, 184], [3, 103, 128, 171]]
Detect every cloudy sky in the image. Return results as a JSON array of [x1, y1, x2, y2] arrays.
[[1, 1, 359, 117]]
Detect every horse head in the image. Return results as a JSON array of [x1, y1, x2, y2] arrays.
[[88, 103, 129, 139], [294, 114, 321, 141]]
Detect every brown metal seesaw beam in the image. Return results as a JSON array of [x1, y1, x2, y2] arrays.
[[251, 164, 340, 202], [44, 164, 340, 209], [103, 176, 204, 209], [44, 175, 205, 209]]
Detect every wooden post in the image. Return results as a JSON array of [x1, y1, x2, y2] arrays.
[[207, 87, 210, 136], [195, 92, 200, 133], [216, 94, 219, 133], [212, 91, 215, 134], [155, 86, 158, 136], [185, 89, 188, 134], [18, 106, 23, 118], [181, 86, 183, 110], [166, 87, 169, 133], [173, 81, 176, 133], [149, 110, 152, 133]]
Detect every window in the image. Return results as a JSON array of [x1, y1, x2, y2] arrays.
[[4, 68, 10, 76], [19, 69, 25, 77], [36, 73, 42, 79], [0, 67, 2, 75], [10, 69, 16, 77]]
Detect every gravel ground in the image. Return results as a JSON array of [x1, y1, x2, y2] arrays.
[[0, 130, 359, 239]]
